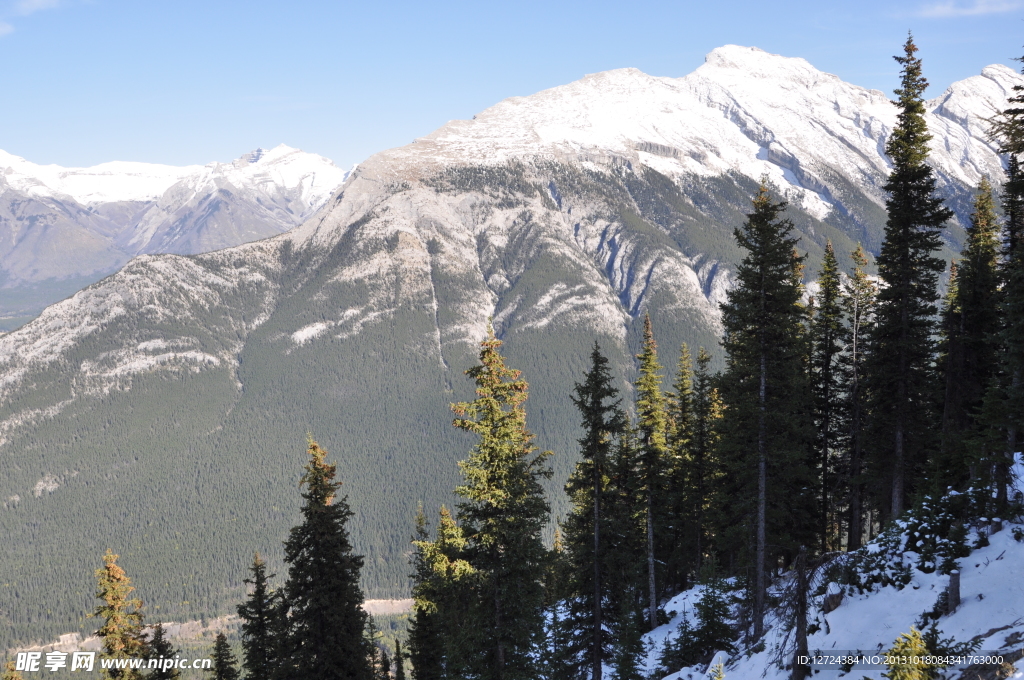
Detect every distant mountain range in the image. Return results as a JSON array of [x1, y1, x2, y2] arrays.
[[0, 144, 347, 329], [0, 45, 1018, 648]]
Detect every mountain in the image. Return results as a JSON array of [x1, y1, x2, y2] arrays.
[[0, 144, 348, 329], [0, 45, 1018, 648]]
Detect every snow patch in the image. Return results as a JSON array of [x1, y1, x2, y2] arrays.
[[291, 322, 330, 345], [32, 474, 59, 497]]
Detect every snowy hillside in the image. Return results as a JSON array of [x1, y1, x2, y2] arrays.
[[646, 458, 1024, 680]]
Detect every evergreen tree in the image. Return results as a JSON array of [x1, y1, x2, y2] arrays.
[[665, 343, 696, 593], [938, 178, 1001, 490], [409, 506, 475, 680], [282, 438, 371, 680], [842, 245, 876, 549], [809, 241, 847, 551], [882, 628, 936, 680], [450, 325, 552, 680], [393, 640, 407, 680], [689, 348, 723, 568], [982, 59, 1024, 510], [146, 624, 181, 680], [634, 314, 670, 630], [690, 574, 736, 661], [94, 550, 148, 680], [208, 633, 241, 680], [991, 157, 1024, 503], [717, 182, 814, 639], [561, 343, 625, 680], [601, 427, 647, 675], [237, 553, 287, 680], [866, 35, 952, 520]]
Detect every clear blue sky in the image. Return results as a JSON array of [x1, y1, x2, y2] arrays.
[[1, 0, 1021, 169]]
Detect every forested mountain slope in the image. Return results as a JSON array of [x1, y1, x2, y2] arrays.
[[0, 45, 1016, 648]]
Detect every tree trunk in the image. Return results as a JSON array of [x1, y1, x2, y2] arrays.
[[1000, 369, 1020, 511], [791, 551, 809, 680], [892, 421, 904, 519], [848, 300, 864, 551], [755, 352, 767, 640], [593, 462, 602, 680], [495, 585, 504, 680], [647, 499, 657, 631]]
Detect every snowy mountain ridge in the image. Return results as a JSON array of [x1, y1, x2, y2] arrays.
[[328, 45, 1013, 241], [0, 143, 344, 207], [0, 144, 347, 325]]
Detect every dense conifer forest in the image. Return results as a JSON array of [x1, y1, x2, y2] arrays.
[[6, 35, 1024, 680]]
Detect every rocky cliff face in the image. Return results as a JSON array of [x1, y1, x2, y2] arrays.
[[0, 46, 1016, 647]]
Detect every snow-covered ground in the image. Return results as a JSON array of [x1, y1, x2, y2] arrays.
[[647, 456, 1024, 680]]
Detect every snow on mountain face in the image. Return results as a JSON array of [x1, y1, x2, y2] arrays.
[[346, 46, 1013, 226], [0, 144, 347, 325], [0, 143, 344, 207]]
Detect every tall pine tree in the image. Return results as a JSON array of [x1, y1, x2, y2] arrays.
[[866, 34, 952, 520], [281, 438, 371, 680], [94, 550, 148, 680], [561, 343, 625, 680], [237, 553, 286, 680], [688, 347, 723, 569], [938, 178, 1000, 490], [146, 624, 181, 680], [842, 245, 876, 549], [451, 325, 552, 680], [809, 241, 847, 551], [718, 182, 813, 639], [981, 58, 1024, 511], [208, 633, 241, 680], [664, 343, 696, 594], [634, 315, 670, 630], [409, 506, 475, 680]]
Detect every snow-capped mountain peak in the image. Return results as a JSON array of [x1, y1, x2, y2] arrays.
[[350, 46, 1017, 231]]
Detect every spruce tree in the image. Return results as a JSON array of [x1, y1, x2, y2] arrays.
[[146, 624, 181, 680], [882, 628, 935, 680], [809, 241, 847, 551], [2, 661, 22, 680], [981, 61, 1024, 510], [409, 506, 475, 680], [634, 314, 670, 630], [450, 324, 552, 680], [237, 553, 286, 680], [866, 34, 952, 520], [842, 245, 876, 549], [208, 633, 241, 680], [601, 427, 647, 676], [393, 640, 407, 680], [991, 158, 1024, 509], [689, 348, 722, 567], [561, 343, 625, 680], [717, 182, 814, 639], [282, 438, 371, 680], [94, 550, 148, 680], [665, 343, 696, 593], [938, 178, 1000, 489]]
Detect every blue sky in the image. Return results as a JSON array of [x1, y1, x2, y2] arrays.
[[0, 0, 1021, 169]]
